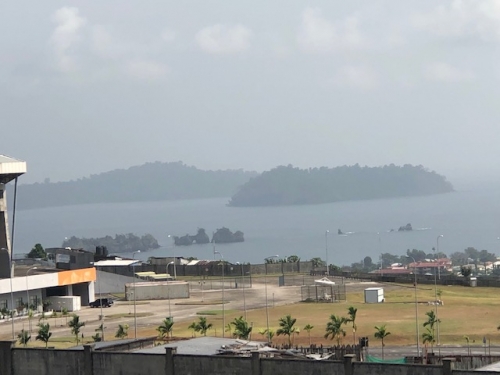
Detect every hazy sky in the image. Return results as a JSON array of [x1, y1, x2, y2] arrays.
[[2, 1, 500, 186]]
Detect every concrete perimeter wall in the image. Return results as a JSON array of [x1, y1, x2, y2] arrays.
[[2, 343, 499, 375], [125, 281, 189, 301]]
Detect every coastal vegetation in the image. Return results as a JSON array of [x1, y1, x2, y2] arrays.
[[228, 164, 453, 207], [62, 233, 160, 253]]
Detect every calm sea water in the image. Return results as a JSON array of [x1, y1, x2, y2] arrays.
[[11, 189, 500, 266]]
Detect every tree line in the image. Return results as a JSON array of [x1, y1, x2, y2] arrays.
[[347, 247, 497, 274], [11, 161, 257, 209]]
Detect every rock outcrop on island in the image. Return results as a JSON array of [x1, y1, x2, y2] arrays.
[[173, 228, 210, 246], [173, 227, 244, 245], [212, 227, 244, 244], [228, 164, 454, 207]]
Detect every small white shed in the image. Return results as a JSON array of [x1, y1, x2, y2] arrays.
[[364, 287, 384, 303]]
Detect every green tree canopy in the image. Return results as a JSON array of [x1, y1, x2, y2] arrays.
[[230, 316, 252, 340], [26, 244, 47, 260], [276, 315, 298, 346]]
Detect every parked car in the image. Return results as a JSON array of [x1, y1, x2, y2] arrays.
[[89, 298, 113, 308]]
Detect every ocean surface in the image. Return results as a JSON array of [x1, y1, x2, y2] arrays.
[[10, 188, 500, 266]]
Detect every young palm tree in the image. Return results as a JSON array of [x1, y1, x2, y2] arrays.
[[259, 328, 275, 343], [68, 315, 85, 345], [324, 314, 347, 345], [347, 306, 358, 345], [17, 329, 31, 347], [230, 316, 252, 340], [374, 325, 391, 359], [422, 327, 435, 353], [423, 310, 440, 353], [196, 317, 213, 336], [157, 317, 174, 340], [276, 315, 298, 346], [115, 324, 129, 339], [423, 310, 440, 331], [303, 324, 314, 346], [188, 321, 198, 337], [36, 323, 52, 349]]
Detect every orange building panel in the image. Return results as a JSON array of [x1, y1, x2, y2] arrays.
[[57, 267, 96, 286]]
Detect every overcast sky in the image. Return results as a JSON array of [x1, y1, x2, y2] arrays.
[[2, 1, 500, 186]]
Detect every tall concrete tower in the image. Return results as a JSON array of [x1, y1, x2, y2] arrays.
[[0, 155, 26, 277]]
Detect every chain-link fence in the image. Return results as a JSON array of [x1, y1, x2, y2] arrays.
[[300, 284, 346, 303], [282, 275, 344, 286], [188, 276, 251, 291]]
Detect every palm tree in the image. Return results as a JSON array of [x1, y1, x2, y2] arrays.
[[277, 315, 298, 346], [157, 317, 174, 340], [347, 306, 358, 345], [423, 310, 440, 353], [195, 317, 213, 336], [303, 324, 314, 346], [423, 310, 440, 331], [258, 328, 275, 343], [422, 327, 435, 353], [374, 325, 391, 359], [230, 316, 252, 340], [18, 329, 31, 347], [36, 323, 52, 349], [115, 324, 129, 339], [92, 323, 104, 342], [324, 315, 347, 345], [188, 322, 197, 337], [68, 315, 85, 345]]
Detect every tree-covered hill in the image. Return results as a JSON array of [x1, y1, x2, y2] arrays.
[[228, 164, 454, 207], [15, 161, 257, 209]]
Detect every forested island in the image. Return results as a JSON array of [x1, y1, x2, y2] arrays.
[[62, 233, 160, 253], [228, 164, 454, 207], [13, 161, 257, 209]]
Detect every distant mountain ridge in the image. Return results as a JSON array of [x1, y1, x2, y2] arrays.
[[228, 164, 454, 207], [13, 161, 257, 209]]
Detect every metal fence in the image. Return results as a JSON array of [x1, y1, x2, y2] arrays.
[[188, 276, 252, 291], [283, 275, 344, 287], [300, 284, 346, 303]]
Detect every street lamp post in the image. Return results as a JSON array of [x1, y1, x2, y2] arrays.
[[264, 255, 279, 344], [325, 230, 330, 275], [214, 251, 224, 337], [435, 234, 444, 349], [407, 256, 420, 358], [94, 264, 105, 341], [132, 250, 141, 339], [167, 262, 174, 319], [236, 262, 247, 319], [26, 266, 37, 333], [167, 261, 174, 339]]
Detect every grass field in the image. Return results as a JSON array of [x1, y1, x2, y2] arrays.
[[161, 284, 500, 347], [15, 283, 500, 349]]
